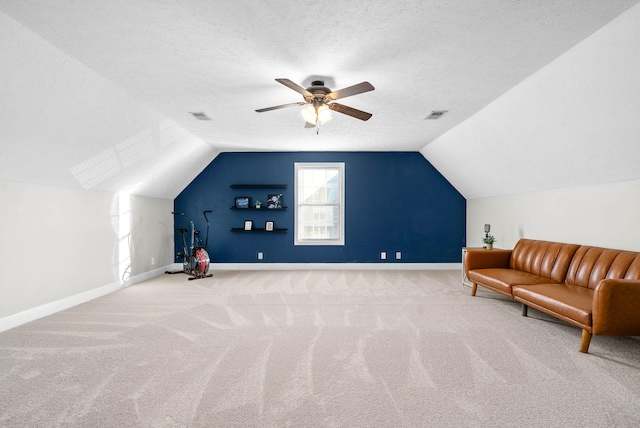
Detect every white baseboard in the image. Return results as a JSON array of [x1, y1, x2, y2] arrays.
[[207, 263, 462, 271], [124, 265, 173, 286], [0, 265, 173, 333]]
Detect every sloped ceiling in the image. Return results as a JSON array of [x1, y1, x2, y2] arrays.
[[423, 3, 640, 199], [1, 0, 639, 199]]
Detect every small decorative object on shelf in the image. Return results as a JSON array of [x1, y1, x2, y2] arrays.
[[482, 223, 495, 249], [482, 234, 496, 250], [230, 227, 287, 233], [268, 193, 283, 209], [265, 221, 274, 231], [235, 196, 250, 209], [244, 220, 253, 231], [230, 185, 287, 210]]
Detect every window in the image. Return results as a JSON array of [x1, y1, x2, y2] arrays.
[[295, 162, 345, 246]]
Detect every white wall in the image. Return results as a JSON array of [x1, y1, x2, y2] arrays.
[[0, 180, 116, 317], [129, 194, 175, 276], [467, 179, 640, 252], [0, 180, 173, 321]]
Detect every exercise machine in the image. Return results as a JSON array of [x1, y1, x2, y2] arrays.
[[166, 210, 213, 280]]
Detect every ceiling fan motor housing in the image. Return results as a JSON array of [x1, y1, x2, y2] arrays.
[[310, 80, 327, 88], [306, 81, 332, 104]]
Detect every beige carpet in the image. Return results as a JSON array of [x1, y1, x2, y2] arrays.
[[1, 270, 639, 427]]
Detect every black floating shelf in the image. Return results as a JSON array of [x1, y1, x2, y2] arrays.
[[230, 184, 288, 189], [230, 206, 288, 211], [230, 228, 288, 233]]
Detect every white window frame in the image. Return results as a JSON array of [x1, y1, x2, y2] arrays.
[[294, 162, 345, 246]]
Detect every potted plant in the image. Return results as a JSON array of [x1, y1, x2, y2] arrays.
[[255, 200, 262, 209], [482, 235, 496, 250]]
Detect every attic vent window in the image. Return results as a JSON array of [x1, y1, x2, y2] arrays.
[[189, 112, 211, 120], [425, 110, 448, 120]]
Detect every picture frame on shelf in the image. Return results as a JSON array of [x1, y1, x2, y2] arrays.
[[244, 220, 253, 231], [267, 193, 283, 209], [235, 196, 250, 209], [265, 221, 274, 232]]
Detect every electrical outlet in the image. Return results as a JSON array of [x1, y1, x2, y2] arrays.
[[396, 251, 402, 260], [380, 252, 387, 260], [258, 252, 264, 260], [151, 257, 156, 265]]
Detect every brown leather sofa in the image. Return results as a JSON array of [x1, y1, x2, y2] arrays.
[[464, 239, 640, 353]]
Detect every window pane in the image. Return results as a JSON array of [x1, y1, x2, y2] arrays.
[[299, 169, 339, 204], [295, 162, 345, 246], [298, 206, 339, 239]]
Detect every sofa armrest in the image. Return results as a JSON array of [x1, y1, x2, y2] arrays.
[[593, 279, 640, 335], [464, 249, 512, 275]]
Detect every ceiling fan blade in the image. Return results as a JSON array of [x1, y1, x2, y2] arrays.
[[327, 82, 374, 101], [275, 78, 313, 97], [328, 103, 372, 121], [255, 102, 306, 113]]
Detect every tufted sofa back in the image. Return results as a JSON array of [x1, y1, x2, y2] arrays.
[[510, 239, 580, 283], [509, 239, 580, 282], [565, 246, 640, 289]]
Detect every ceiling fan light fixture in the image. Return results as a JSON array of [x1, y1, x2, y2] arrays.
[[302, 105, 332, 125], [317, 105, 332, 123], [301, 106, 315, 124]]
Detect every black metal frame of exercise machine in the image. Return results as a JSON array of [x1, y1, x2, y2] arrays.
[[166, 210, 213, 280]]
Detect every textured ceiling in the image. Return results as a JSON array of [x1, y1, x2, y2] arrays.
[[1, 0, 639, 198]]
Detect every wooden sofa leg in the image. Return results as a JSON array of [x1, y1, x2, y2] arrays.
[[521, 304, 528, 317], [580, 330, 592, 354], [471, 283, 477, 296]]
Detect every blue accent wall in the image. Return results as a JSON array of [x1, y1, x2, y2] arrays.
[[174, 152, 466, 263]]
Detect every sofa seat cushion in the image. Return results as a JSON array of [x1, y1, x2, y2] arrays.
[[468, 268, 557, 296], [513, 283, 594, 327]]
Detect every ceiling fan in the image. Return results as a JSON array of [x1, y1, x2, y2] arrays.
[[256, 78, 375, 127]]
